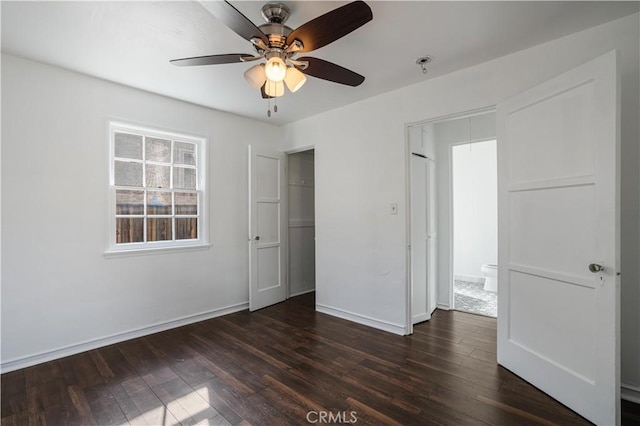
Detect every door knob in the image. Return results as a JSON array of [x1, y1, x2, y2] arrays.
[[588, 263, 604, 273], [255, 236, 260, 241]]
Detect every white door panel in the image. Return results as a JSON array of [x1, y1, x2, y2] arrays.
[[249, 146, 286, 311], [497, 51, 619, 425]]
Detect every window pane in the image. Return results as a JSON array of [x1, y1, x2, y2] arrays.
[[116, 190, 144, 214], [175, 192, 197, 215], [115, 133, 142, 159], [146, 164, 170, 188], [147, 191, 172, 215], [116, 218, 143, 243], [145, 137, 171, 163], [173, 167, 197, 190], [176, 218, 198, 240], [147, 218, 172, 241], [174, 142, 196, 166], [114, 161, 143, 186]]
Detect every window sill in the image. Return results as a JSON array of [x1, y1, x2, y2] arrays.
[[104, 243, 211, 258]]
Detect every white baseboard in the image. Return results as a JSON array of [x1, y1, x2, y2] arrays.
[[316, 304, 406, 336], [454, 274, 485, 284], [289, 288, 315, 298], [0, 301, 249, 374], [437, 303, 451, 310], [622, 383, 640, 404]]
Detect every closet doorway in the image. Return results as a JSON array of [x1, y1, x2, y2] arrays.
[[287, 149, 316, 297]]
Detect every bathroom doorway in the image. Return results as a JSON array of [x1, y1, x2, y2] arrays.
[[451, 138, 497, 317]]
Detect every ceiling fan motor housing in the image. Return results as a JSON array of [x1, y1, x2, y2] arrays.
[[261, 3, 291, 24], [258, 23, 292, 49], [259, 3, 293, 50]]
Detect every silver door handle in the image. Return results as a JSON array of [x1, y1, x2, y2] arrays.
[[588, 263, 604, 273]]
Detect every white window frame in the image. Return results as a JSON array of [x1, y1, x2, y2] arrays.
[[105, 121, 209, 256]]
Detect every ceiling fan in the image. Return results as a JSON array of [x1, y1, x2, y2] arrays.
[[170, 1, 373, 105]]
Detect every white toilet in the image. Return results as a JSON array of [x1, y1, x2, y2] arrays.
[[481, 264, 498, 292]]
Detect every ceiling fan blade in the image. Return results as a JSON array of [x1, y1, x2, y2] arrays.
[[201, 1, 269, 45], [297, 57, 365, 87], [170, 54, 254, 66], [286, 1, 372, 53]]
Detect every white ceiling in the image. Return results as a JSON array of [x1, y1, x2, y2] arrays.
[[2, 1, 638, 125]]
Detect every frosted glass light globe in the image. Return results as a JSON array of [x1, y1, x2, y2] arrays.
[[265, 57, 287, 82], [264, 80, 284, 97], [284, 66, 307, 93], [244, 64, 266, 89]]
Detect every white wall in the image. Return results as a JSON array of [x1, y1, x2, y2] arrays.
[[0, 54, 280, 371], [452, 140, 497, 281], [280, 14, 640, 393], [287, 151, 315, 296]]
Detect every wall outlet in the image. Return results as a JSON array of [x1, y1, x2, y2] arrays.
[[390, 203, 398, 215]]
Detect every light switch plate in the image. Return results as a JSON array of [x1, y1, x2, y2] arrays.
[[390, 203, 398, 215]]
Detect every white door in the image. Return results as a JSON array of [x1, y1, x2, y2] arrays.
[[249, 145, 287, 311], [426, 158, 437, 315], [497, 51, 619, 425], [411, 153, 429, 324]]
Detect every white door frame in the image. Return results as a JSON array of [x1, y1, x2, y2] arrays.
[[284, 145, 316, 300], [404, 107, 494, 334]]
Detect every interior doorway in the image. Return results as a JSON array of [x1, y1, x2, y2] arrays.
[[406, 109, 496, 331], [287, 149, 316, 297]]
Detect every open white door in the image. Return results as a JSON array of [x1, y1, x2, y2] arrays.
[[411, 154, 430, 324], [411, 153, 436, 324], [249, 145, 287, 311], [497, 51, 619, 425]]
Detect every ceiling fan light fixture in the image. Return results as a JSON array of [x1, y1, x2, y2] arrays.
[[284, 67, 307, 93], [244, 64, 266, 89], [265, 56, 287, 82], [265, 79, 284, 97]]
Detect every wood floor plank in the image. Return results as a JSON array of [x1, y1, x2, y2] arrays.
[[3, 293, 632, 425], [0, 370, 27, 417], [110, 382, 150, 424], [89, 345, 137, 382], [59, 352, 105, 389], [67, 384, 98, 425], [193, 378, 249, 425], [0, 410, 29, 426], [82, 384, 128, 426], [426, 385, 532, 426], [151, 376, 220, 424]]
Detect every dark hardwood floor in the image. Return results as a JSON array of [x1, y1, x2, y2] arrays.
[[1, 293, 637, 425]]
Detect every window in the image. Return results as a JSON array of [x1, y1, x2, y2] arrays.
[[107, 121, 207, 254]]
